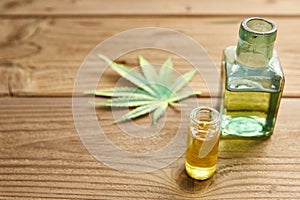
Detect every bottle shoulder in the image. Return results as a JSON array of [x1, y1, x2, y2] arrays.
[[269, 51, 285, 79], [222, 46, 284, 92], [223, 46, 284, 78], [223, 46, 236, 64]]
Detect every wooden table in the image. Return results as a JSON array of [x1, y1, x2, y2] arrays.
[[1, 0, 300, 199]]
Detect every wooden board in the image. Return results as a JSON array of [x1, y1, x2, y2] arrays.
[[0, 17, 299, 97], [1, 0, 300, 199], [1, 0, 300, 16], [0, 97, 300, 199]]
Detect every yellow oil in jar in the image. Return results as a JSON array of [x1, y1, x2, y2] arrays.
[[185, 123, 220, 180]]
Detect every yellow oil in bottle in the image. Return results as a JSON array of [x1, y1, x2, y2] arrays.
[[185, 122, 220, 180], [220, 17, 285, 138]]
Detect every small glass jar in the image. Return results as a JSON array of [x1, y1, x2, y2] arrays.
[[185, 106, 220, 180]]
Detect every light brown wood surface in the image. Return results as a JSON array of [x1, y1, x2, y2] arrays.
[[0, 0, 300, 16], [1, 0, 300, 199], [0, 17, 299, 97], [1, 97, 300, 199]]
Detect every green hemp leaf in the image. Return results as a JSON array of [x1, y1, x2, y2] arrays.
[[87, 54, 201, 124]]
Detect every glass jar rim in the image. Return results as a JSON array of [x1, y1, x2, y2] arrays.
[[190, 106, 220, 125], [242, 17, 277, 35]]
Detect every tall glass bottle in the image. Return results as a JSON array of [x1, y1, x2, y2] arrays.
[[220, 17, 285, 137]]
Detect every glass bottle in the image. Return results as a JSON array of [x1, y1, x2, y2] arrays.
[[185, 106, 220, 180], [220, 17, 285, 137]]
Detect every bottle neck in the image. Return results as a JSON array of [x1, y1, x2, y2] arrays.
[[235, 17, 277, 68], [236, 38, 275, 68]]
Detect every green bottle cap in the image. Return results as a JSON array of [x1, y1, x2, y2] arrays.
[[239, 17, 277, 44]]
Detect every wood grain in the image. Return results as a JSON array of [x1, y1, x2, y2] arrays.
[[0, 0, 300, 16], [0, 97, 300, 199], [0, 17, 299, 97], [1, 0, 300, 199]]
